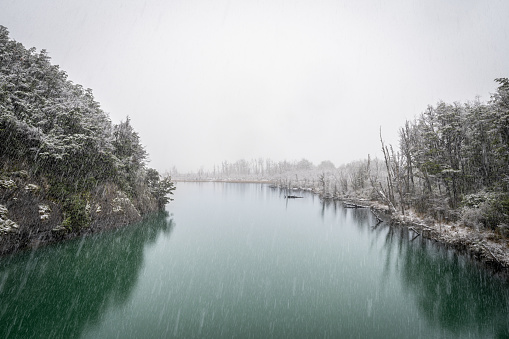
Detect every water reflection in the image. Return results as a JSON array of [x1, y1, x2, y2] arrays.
[[0, 211, 173, 339], [350, 207, 371, 226], [385, 228, 509, 337], [4, 183, 509, 338], [318, 197, 374, 228], [340, 202, 509, 337], [319, 198, 335, 218]]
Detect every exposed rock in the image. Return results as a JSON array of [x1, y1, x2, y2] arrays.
[[0, 170, 159, 255]]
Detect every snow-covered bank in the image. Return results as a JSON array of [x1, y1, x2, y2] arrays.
[[388, 207, 509, 271], [337, 196, 509, 277], [187, 178, 509, 277], [0, 169, 160, 255]]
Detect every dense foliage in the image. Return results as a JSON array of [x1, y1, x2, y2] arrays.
[[380, 78, 509, 233], [0, 25, 174, 226]]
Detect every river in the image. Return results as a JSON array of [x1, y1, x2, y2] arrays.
[[1, 182, 508, 338]]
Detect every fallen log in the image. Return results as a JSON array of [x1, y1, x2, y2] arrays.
[[285, 195, 303, 199], [370, 209, 383, 223], [408, 226, 421, 241], [343, 202, 369, 209]]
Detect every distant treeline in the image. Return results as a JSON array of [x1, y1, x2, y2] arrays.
[[0, 25, 174, 227], [175, 158, 336, 179]]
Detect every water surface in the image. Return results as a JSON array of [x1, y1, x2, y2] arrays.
[[1, 182, 508, 338]]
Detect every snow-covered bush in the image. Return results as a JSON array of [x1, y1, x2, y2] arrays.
[[460, 192, 509, 231], [460, 205, 485, 230]]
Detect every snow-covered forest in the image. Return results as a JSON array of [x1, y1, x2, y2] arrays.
[[1, 18, 507, 238], [0, 26, 174, 238], [177, 79, 509, 235], [382, 80, 509, 233]]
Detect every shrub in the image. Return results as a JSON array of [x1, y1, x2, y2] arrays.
[[62, 194, 91, 230], [460, 192, 509, 231]]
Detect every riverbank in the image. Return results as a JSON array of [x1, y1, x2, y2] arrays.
[[0, 169, 161, 255], [281, 181, 509, 272], [177, 179, 509, 276], [340, 197, 509, 276]]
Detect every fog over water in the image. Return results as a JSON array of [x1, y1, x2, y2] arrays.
[[1, 0, 508, 171]]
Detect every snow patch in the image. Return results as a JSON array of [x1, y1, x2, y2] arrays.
[[24, 184, 40, 192], [39, 204, 51, 221], [0, 204, 19, 233], [0, 205, 7, 216], [111, 192, 137, 215], [0, 178, 16, 189]]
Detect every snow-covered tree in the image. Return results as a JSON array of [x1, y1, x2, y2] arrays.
[[0, 25, 174, 231]]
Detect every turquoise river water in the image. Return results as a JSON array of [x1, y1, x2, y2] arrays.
[[1, 182, 508, 338]]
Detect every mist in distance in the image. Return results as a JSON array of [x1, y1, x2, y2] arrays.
[[1, 0, 508, 172]]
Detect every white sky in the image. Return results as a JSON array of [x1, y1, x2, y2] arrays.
[[1, 0, 508, 172]]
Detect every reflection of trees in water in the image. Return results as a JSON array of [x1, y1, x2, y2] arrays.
[[385, 231, 509, 337], [223, 182, 249, 197], [350, 208, 371, 227], [319, 199, 340, 219], [0, 211, 174, 339], [319, 199, 375, 229]]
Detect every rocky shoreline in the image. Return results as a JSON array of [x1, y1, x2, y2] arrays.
[[0, 170, 160, 256]]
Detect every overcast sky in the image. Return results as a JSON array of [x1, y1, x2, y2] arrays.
[[1, 0, 508, 172]]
